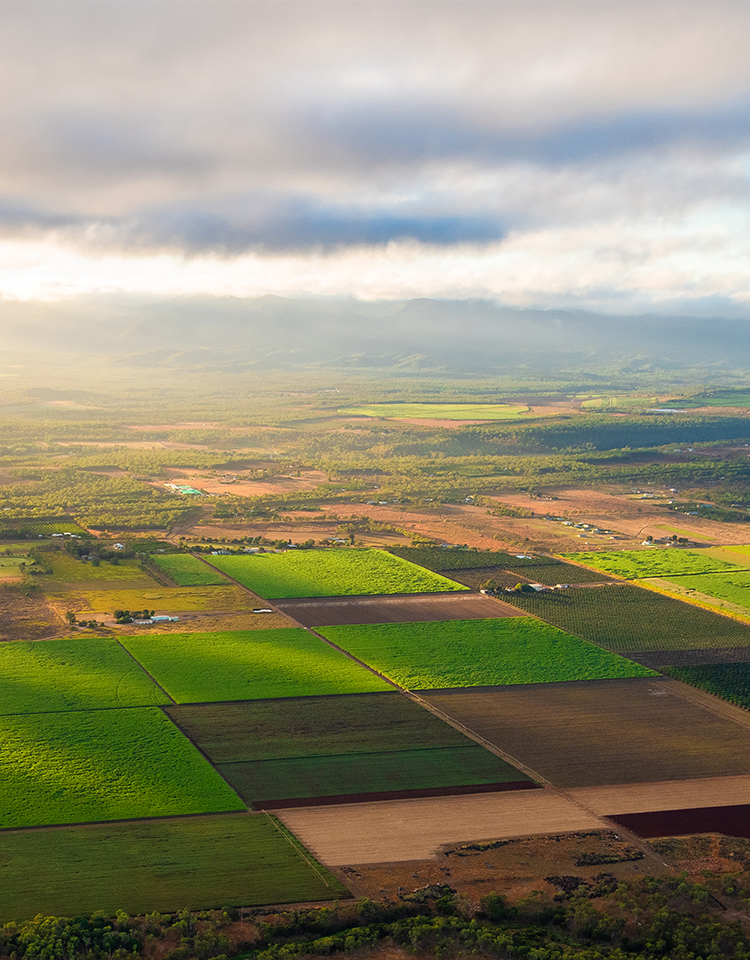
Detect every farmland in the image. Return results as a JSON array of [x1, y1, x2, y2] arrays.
[[208, 549, 467, 598], [46, 553, 155, 584], [0, 814, 346, 919], [122, 629, 392, 702], [167, 692, 472, 763], [152, 553, 230, 586], [502, 583, 750, 652], [219, 745, 530, 807], [318, 618, 655, 689], [62, 583, 254, 616], [339, 402, 529, 420], [667, 663, 750, 711], [387, 546, 607, 582], [565, 548, 741, 580], [276, 592, 518, 627], [0, 638, 168, 714], [0, 707, 245, 829], [662, 569, 750, 612], [424, 679, 750, 787]]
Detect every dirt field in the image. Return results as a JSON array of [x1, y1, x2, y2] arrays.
[[160, 467, 330, 498], [424, 678, 750, 788], [0, 586, 62, 640], [567, 775, 750, 815], [629, 647, 750, 667], [613, 804, 750, 840], [275, 593, 524, 627], [340, 829, 663, 905], [276, 790, 603, 864]]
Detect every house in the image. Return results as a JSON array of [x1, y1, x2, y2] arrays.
[[152, 615, 179, 622]]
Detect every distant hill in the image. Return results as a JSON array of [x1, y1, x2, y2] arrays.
[[1, 294, 748, 373]]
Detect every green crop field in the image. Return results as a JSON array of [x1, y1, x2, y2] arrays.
[[667, 664, 750, 711], [208, 549, 466, 599], [502, 584, 750, 652], [152, 553, 230, 586], [220, 745, 530, 806], [318, 619, 655, 689], [388, 546, 609, 584], [671, 570, 750, 611], [0, 814, 346, 919], [122, 629, 391, 702], [47, 553, 156, 584], [0, 638, 168, 714], [565, 549, 741, 580], [168, 692, 470, 763], [17, 520, 88, 535], [338, 403, 529, 420], [67, 583, 253, 615], [0, 707, 245, 829]]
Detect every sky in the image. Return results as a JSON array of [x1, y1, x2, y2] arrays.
[[2, 0, 750, 315]]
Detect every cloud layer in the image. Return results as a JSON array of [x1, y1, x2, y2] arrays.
[[2, 0, 750, 312]]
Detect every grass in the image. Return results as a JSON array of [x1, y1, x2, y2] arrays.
[[61, 584, 253, 615], [0, 638, 168, 714], [220, 746, 529, 806], [338, 403, 529, 420], [502, 584, 750, 652], [0, 814, 346, 919], [667, 664, 750, 711], [318, 619, 655, 689], [47, 553, 157, 584], [167, 692, 472, 763], [0, 707, 245, 829], [662, 570, 750, 612], [564, 549, 741, 580], [208, 549, 466, 599], [122, 629, 392, 702], [152, 553, 230, 586]]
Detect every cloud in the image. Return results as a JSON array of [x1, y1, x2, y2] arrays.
[[0, 0, 748, 310]]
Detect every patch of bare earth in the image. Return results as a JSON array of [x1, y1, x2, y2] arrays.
[[275, 593, 523, 627], [0, 585, 62, 640], [338, 830, 664, 907], [276, 791, 602, 865]]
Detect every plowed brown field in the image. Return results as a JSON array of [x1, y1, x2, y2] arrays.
[[568, 775, 750, 815], [276, 790, 602, 864], [424, 678, 750, 787], [275, 593, 522, 627]]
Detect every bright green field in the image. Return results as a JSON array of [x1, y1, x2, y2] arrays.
[[220, 746, 530, 806], [209, 549, 466, 599], [152, 553, 229, 586], [0, 814, 346, 919], [665, 570, 750, 611], [0, 708, 245, 829], [565, 549, 741, 580], [122, 629, 391, 702], [48, 553, 155, 584], [318, 619, 655, 689], [0, 638, 168, 714], [339, 403, 529, 421]]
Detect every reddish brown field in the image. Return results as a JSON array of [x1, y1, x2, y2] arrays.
[[612, 805, 750, 840], [0, 586, 62, 641], [275, 593, 523, 627], [424, 678, 750, 788]]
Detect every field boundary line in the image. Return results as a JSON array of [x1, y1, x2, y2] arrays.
[[263, 812, 330, 887], [665, 677, 750, 732], [113, 639, 176, 705]]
